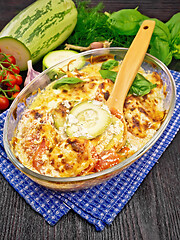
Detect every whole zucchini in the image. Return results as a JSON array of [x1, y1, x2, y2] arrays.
[[0, 0, 77, 70]]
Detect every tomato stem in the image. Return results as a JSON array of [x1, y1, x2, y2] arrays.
[[0, 52, 23, 108]]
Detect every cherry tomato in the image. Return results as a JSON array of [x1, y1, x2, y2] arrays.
[[0, 96, 9, 110], [2, 54, 16, 67], [14, 84, 20, 92], [7, 84, 21, 96], [15, 75, 23, 85], [12, 92, 20, 99], [10, 65, 20, 74], [4, 72, 17, 87]]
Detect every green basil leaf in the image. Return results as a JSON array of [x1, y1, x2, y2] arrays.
[[107, 9, 147, 35], [166, 12, 180, 40], [101, 59, 119, 70], [149, 38, 172, 65], [150, 18, 171, 42], [53, 77, 83, 89], [172, 39, 180, 59], [166, 12, 180, 59], [147, 18, 172, 65], [129, 73, 157, 96], [100, 71, 156, 96], [99, 70, 117, 82]]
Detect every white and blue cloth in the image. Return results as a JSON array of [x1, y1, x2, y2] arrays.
[[0, 70, 179, 231]]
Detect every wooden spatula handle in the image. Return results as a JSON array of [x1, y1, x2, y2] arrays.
[[106, 20, 155, 113]]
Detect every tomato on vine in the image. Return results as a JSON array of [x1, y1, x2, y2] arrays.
[[15, 75, 23, 85], [0, 52, 23, 111], [7, 84, 20, 96], [0, 95, 9, 110], [2, 54, 16, 67], [9, 65, 20, 74], [4, 72, 17, 87], [12, 92, 19, 99]]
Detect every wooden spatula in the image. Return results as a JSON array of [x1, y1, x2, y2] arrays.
[[106, 20, 155, 150], [106, 20, 155, 113]]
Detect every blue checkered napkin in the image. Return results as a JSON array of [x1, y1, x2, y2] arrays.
[[0, 70, 179, 231]]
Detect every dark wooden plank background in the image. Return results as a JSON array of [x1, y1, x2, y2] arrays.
[[0, 1, 180, 239]]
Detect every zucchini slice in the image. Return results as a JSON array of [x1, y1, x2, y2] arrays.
[[0, 37, 31, 71], [52, 109, 65, 130], [42, 50, 85, 71], [66, 101, 111, 139]]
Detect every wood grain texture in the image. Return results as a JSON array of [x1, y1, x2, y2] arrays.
[[0, 1, 180, 239]]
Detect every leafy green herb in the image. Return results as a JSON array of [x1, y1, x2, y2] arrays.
[[64, 2, 134, 49], [65, 2, 179, 66], [99, 69, 117, 82], [129, 73, 157, 96], [148, 18, 172, 65], [166, 12, 180, 59], [53, 77, 83, 89], [106, 8, 147, 35], [149, 36, 172, 66], [99, 68, 156, 96], [101, 59, 119, 70], [107, 10, 173, 65]]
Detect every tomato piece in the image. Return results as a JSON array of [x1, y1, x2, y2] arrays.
[[4, 72, 17, 87], [94, 150, 120, 172], [32, 138, 47, 173], [119, 147, 130, 153], [15, 75, 23, 85], [2, 54, 16, 67], [0, 96, 9, 110]]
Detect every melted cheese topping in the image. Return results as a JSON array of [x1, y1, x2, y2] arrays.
[[11, 60, 166, 177]]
